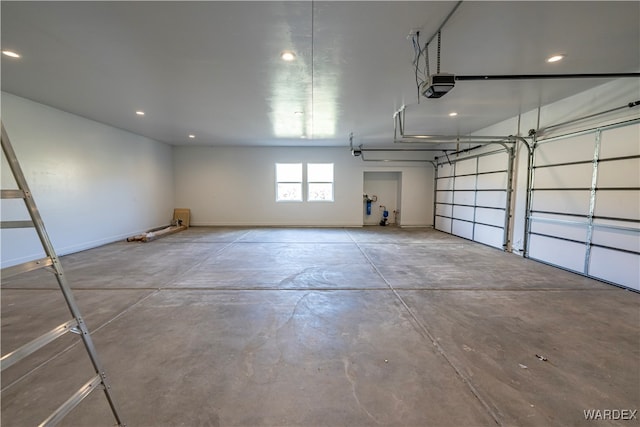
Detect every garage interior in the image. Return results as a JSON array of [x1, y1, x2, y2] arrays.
[[1, 1, 639, 426]]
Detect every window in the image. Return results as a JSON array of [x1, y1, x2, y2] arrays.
[[275, 163, 334, 202], [276, 163, 302, 201], [307, 163, 334, 202]]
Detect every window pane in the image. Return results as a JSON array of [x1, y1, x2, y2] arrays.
[[277, 183, 302, 201], [307, 163, 333, 182], [308, 183, 333, 201], [276, 163, 302, 182]]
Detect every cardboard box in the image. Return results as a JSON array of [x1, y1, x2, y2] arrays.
[[173, 208, 191, 228]]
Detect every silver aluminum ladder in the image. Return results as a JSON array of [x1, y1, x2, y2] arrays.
[[0, 123, 125, 426]]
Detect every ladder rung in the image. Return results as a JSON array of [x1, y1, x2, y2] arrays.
[[1, 257, 54, 279], [38, 374, 104, 427], [1, 189, 25, 199], [0, 319, 79, 371], [2, 121, 125, 425], [1, 220, 34, 229]]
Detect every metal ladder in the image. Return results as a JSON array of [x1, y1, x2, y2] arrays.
[[0, 123, 125, 426]]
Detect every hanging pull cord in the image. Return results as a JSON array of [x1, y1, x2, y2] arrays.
[[437, 30, 442, 74], [425, 42, 431, 79]]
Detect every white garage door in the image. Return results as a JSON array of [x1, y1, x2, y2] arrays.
[[527, 119, 640, 291], [435, 148, 514, 249]]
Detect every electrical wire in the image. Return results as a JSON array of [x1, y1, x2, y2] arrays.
[[411, 31, 441, 103], [411, 31, 437, 103], [412, 32, 424, 103]]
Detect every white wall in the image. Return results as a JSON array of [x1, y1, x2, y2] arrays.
[[173, 146, 434, 227], [1, 93, 174, 268]]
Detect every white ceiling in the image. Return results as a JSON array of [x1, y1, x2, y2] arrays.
[[2, 1, 639, 147]]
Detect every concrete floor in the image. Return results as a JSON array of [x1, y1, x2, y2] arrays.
[[1, 227, 638, 427]]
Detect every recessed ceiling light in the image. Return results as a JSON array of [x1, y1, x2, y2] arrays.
[[449, 112, 458, 117], [281, 51, 296, 61], [2, 50, 20, 58], [136, 111, 145, 116], [546, 54, 565, 63], [188, 134, 195, 139]]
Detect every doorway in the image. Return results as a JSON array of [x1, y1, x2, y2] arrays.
[[363, 172, 401, 226]]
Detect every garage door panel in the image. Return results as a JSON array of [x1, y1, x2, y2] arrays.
[[453, 191, 475, 205], [455, 158, 476, 175], [528, 234, 587, 273], [594, 190, 640, 220], [437, 163, 454, 178], [476, 191, 507, 209], [530, 218, 588, 242], [475, 207, 505, 227], [478, 152, 508, 173], [589, 247, 640, 291], [437, 177, 454, 191], [454, 175, 475, 190], [474, 224, 504, 248], [477, 172, 507, 190], [435, 216, 452, 232], [452, 205, 474, 221], [436, 191, 453, 204], [600, 123, 640, 158], [531, 190, 590, 214], [435, 203, 452, 218], [452, 219, 473, 240], [592, 224, 640, 253], [598, 158, 640, 188], [534, 163, 592, 189], [535, 133, 595, 165]]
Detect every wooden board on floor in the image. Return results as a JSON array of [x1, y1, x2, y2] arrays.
[[127, 225, 187, 242]]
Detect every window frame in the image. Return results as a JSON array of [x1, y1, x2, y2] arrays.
[[275, 163, 303, 202], [307, 163, 334, 202]]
